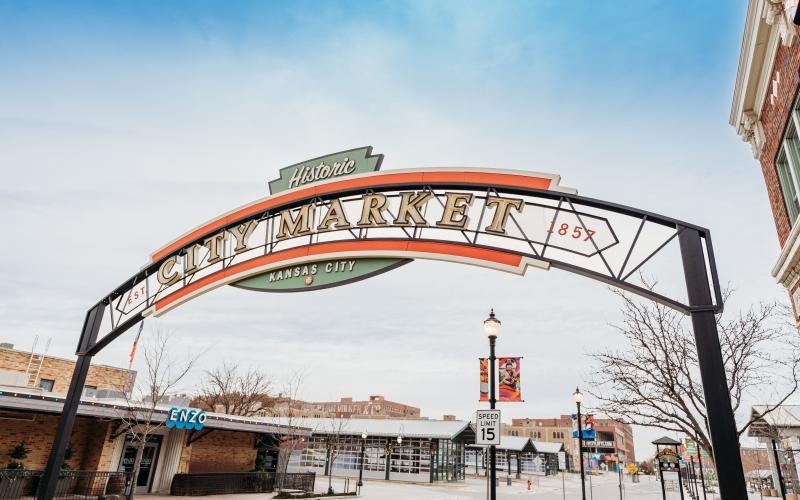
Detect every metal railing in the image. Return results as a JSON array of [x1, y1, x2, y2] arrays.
[[170, 472, 316, 496], [0, 470, 128, 499]]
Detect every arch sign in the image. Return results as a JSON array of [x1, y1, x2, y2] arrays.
[[38, 147, 749, 499]]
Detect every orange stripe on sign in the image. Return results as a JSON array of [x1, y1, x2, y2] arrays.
[[151, 171, 553, 262], [154, 240, 523, 312]]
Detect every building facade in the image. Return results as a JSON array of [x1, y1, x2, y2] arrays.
[[0, 344, 135, 396], [731, 0, 800, 317], [304, 395, 421, 419], [504, 416, 636, 471]]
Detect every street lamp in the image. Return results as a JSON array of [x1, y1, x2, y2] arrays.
[[357, 432, 367, 492], [573, 387, 587, 500], [484, 309, 501, 500]]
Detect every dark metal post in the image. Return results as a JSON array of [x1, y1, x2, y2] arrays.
[[577, 403, 586, 500], [772, 439, 787, 500], [38, 304, 105, 500], [657, 445, 667, 500], [674, 444, 685, 500], [357, 437, 365, 491], [678, 228, 748, 499], [697, 447, 707, 500], [489, 334, 497, 500]]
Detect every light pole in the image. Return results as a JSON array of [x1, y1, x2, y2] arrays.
[[357, 432, 366, 493], [484, 309, 501, 500], [574, 387, 587, 500]]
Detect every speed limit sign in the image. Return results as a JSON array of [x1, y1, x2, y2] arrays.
[[475, 409, 501, 445]]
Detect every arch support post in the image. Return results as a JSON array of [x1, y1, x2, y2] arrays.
[[678, 227, 747, 499], [37, 303, 105, 500]]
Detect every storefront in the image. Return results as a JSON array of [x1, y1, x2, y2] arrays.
[[278, 417, 474, 483], [0, 386, 308, 494]]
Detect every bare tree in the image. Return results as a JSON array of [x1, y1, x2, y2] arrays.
[[113, 325, 200, 500], [588, 278, 800, 456], [322, 418, 349, 494], [193, 363, 275, 417], [267, 371, 309, 492]]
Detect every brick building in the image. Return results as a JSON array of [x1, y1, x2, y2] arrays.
[[305, 395, 421, 419], [0, 344, 304, 495], [730, 0, 800, 318], [502, 415, 636, 471], [0, 343, 135, 395]]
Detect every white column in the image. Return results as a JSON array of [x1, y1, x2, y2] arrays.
[[151, 429, 186, 494]]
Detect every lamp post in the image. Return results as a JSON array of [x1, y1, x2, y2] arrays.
[[484, 309, 501, 500], [574, 387, 587, 500], [357, 432, 366, 493]]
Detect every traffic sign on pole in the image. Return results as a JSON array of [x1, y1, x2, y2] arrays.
[[476, 409, 501, 445]]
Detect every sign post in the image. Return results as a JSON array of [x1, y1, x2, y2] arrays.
[[558, 451, 567, 500], [476, 409, 501, 500]]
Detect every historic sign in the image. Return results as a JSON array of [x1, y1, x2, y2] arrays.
[[267, 146, 382, 194], [90, 146, 723, 343]]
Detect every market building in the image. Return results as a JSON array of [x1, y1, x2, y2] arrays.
[[731, 0, 800, 319], [279, 417, 474, 483], [465, 436, 564, 477]]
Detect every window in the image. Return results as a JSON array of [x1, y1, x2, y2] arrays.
[[775, 95, 800, 224], [83, 385, 97, 398], [39, 379, 55, 392]]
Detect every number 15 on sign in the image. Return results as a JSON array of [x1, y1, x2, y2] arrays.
[[476, 409, 501, 445]]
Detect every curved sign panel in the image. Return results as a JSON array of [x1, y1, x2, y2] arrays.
[[92, 147, 722, 353]]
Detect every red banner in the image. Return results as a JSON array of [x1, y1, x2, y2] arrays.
[[498, 357, 522, 402], [479, 358, 489, 401]]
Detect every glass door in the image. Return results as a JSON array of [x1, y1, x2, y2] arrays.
[[119, 435, 162, 494]]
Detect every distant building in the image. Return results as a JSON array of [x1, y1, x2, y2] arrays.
[[503, 415, 635, 471], [749, 405, 800, 494], [305, 395, 421, 419]]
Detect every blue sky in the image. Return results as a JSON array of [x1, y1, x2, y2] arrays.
[[0, 1, 778, 457]]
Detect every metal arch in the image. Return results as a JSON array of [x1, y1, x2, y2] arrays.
[[85, 182, 724, 357], [37, 173, 748, 500]]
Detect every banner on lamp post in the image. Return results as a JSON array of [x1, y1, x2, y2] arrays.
[[479, 358, 489, 402], [498, 357, 522, 402]]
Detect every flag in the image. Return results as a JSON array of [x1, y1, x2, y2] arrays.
[[129, 321, 144, 367], [479, 358, 489, 402], [498, 357, 522, 402]]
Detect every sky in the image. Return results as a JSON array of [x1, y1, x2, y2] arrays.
[[0, 1, 786, 459]]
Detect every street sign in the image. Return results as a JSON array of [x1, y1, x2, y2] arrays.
[[475, 409, 501, 445], [558, 451, 566, 471]]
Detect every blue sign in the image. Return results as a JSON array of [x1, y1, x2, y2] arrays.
[[572, 429, 596, 440], [166, 407, 207, 430]]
